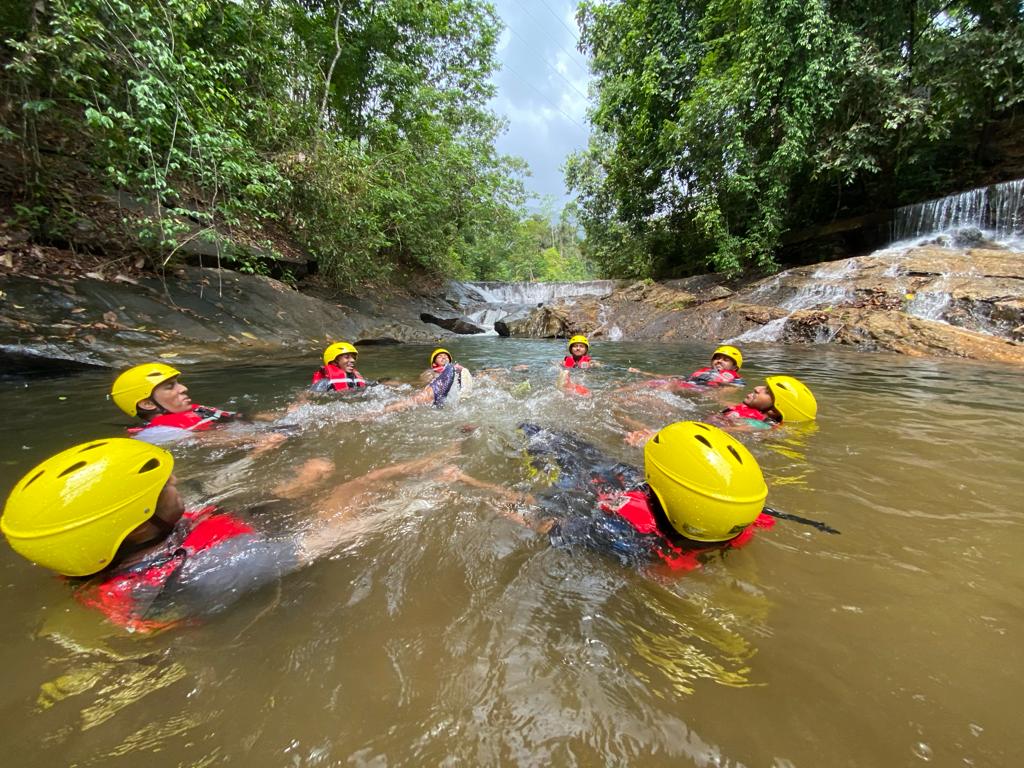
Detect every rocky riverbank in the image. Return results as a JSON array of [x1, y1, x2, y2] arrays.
[[0, 238, 464, 373], [2, 234, 1023, 373], [494, 245, 1024, 364]]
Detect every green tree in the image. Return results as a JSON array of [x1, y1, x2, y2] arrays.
[[0, 0, 531, 286], [571, 0, 1024, 278]]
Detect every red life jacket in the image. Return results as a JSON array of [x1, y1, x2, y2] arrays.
[[128, 404, 236, 435], [74, 507, 254, 632], [687, 367, 742, 386], [563, 354, 591, 368], [311, 362, 367, 390], [598, 490, 774, 571], [722, 403, 776, 423]]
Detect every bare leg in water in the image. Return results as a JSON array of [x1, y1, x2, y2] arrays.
[[296, 446, 460, 562]]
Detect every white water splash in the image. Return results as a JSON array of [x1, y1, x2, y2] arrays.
[[730, 316, 789, 343], [780, 283, 854, 311], [812, 259, 857, 279], [906, 291, 953, 322], [464, 307, 504, 336]]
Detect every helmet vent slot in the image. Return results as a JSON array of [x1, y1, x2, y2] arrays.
[[694, 423, 710, 431], [22, 469, 45, 489], [694, 435, 712, 448], [139, 458, 161, 473], [58, 461, 87, 478], [727, 445, 743, 463], [78, 442, 106, 452]]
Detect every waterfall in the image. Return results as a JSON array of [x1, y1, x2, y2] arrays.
[[454, 280, 618, 305], [443, 280, 620, 334], [729, 268, 857, 343], [892, 178, 1024, 244]]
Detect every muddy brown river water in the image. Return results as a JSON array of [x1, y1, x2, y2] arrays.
[[1, 338, 1022, 767]]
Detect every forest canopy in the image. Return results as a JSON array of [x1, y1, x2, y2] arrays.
[[569, 0, 1024, 278], [0, 0, 587, 284]]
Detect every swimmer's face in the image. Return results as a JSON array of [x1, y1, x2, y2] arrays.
[[333, 353, 357, 372], [154, 474, 185, 528], [711, 353, 737, 371], [148, 376, 192, 413], [433, 353, 451, 367], [570, 343, 588, 357], [743, 385, 774, 412], [124, 474, 185, 549]]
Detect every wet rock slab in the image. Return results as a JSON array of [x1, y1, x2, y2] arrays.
[[483, 246, 1024, 363], [0, 266, 464, 372]]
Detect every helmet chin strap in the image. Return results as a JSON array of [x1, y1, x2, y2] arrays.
[[112, 512, 178, 565], [148, 513, 178, 537]]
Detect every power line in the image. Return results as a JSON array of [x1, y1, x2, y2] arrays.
[[505, 0, 588, 75], [532, 0, 582, 45], [504, 24, 591, 104], [498, 60, 589, 132]]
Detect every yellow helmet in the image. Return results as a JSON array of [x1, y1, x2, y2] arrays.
[[1, 439, 174, 577], [430, 348, 451, 366], [766, 375, 817, 422], [644, 421, 767, 542], [567, 334, 589, 351], [712, 344, 743, 370], [323, 341, 358, 366], [110, 363, 181, 417]]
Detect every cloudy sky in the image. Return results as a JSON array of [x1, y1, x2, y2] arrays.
[[488, 0, 593, 214]]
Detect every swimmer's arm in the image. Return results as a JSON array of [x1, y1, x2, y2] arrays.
[[350, 385, 433, 421], [627, 367, 668, 377], [624, 429, 656, 447], [618, 413, 651, 432], [437, 466, 532, 503], [615, 414, 657, 446], [167, 428, 287, 456], [381, 386, 433, 413], [437, 466, 553, 532], [707, 387, 742, 406]]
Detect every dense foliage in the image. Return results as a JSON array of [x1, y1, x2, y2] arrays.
[[569, 0, 1024, 277], [476, 202, 592, 281], [0, 0, 581, 285]]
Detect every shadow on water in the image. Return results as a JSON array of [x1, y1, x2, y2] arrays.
[[1, 337, 1023, 766]]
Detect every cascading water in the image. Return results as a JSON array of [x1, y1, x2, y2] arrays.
[[884, 178, 1024, 329], [729, 270, 857, 343], [452, 281, 618, 305], [445, 280, 619, 334], [892, 178, 1024, 247]]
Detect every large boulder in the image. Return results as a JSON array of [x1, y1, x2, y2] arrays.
[[419, 313, 486, 335]]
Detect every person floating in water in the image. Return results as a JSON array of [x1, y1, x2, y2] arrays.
[[444, 421, 803, 573], [0, 438, 452, 632], [624, 375, 818, 445], [563, 334, 594, 369], [626, 344, 745, 392], [422, 349, 473, 392], [310, 341, 370, 393], [111, 363, 284, 452], [714, 375, 817, 429], [358, 346, 473, 418]]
